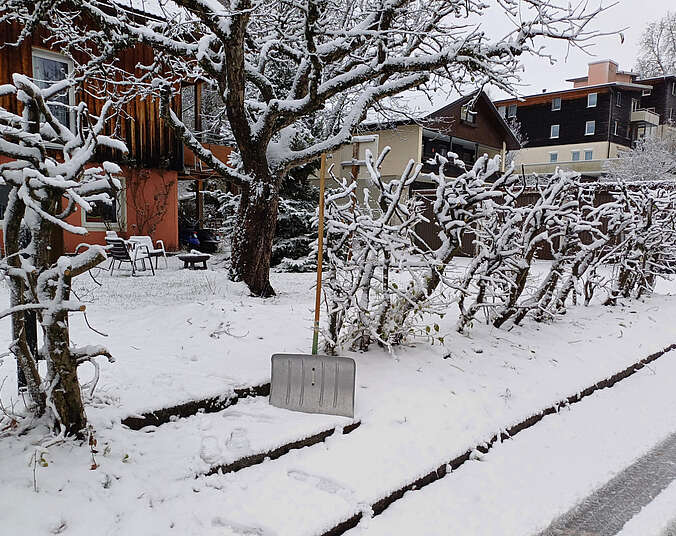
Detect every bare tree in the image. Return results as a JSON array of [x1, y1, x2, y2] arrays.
[[2, 0, 611, 297], [604, 131, 676, 183], [635, 11, 676, 78], [0, 75, 122, 437]]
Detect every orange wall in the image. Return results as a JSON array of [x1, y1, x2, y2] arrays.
[[0, 158, 179, 254], [63, 166, 179, 253]]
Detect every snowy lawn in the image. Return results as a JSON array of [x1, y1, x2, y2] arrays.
[[1, 256, 676, 535]]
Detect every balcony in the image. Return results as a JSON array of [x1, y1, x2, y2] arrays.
[[631, 109, 660, 125]]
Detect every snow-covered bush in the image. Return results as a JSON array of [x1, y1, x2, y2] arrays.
[[323, 149, 676, 352], [0, 75, 124, 437]]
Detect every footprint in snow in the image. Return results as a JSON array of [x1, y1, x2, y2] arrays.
[[287, 469, 355, 502], [199, 436, 222, 465], [225, 427, 251, 452], [211, 517, 278, 536]]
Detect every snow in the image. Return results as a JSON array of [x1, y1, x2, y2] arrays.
[[1, 257, 676, 534], [346, 350, 676, 536], [617, 479, 676, 536]]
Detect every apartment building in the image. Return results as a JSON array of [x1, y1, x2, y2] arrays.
[[494, 60, 676, 177]]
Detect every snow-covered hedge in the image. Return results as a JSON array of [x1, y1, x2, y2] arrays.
[[322, 149, 676, 353]]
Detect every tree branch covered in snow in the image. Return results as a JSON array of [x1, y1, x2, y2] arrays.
[[0, 74, 126, 437], [0, 0, 613, 296]]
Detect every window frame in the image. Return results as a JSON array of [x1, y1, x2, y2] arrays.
[[672, 82, 676, 96], [642, 88, 652, 97], [550, 124, 560, 139], [81, 176, 127, 232], [587, 92, 598, 108], [571, 150, 581, 162], [585, 120, 596, 136], [507, 104, 517, 119], [584, 149, 593, 161], [31, 48, 76, 130], [549, 151, 558, 163], [613, 120, 619, 136], [551, 97, 561, 111], [615, 92, 622, 107], [460, 104, 477, 125]]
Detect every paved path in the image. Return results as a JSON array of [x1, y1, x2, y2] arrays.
[[539, 432, 676, 536]]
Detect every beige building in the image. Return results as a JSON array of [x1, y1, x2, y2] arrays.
[[315, 91, 520, 200]]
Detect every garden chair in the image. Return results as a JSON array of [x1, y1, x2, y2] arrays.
[[106, 237, 155, 276], [128, 235, 168, 269]]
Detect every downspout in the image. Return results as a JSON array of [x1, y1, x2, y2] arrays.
[[607, 89, 613, 159], [501, 141, 507, 173]]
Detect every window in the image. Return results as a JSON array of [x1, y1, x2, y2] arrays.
[[642, 88, 652, 96], [552, 97, 561, 111], [549, 152, 558, 163], [616, 92, 622, 107], [672, 82, 676, 96], [585, 120, 596, 135], [460, 104, 476, 124], [31, 49, 74, 129], [82, 177, 126, 230], [587, 92, 597, 108], [584, 150, 593, 161], [508, 104, 517, 118], [614, 121, 619, 136], [498, 106, 506, 118], [571, 151, 581, 162], [550, 124, 560, 139], [632, 98, 639, 112]]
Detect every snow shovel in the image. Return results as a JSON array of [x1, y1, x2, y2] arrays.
[[270, 153, 356, 418]]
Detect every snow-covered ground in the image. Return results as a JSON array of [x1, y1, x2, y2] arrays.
[[345, 347, 676, 536], [1, 256, 676, 535]]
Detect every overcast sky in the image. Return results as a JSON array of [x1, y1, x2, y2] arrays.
[[405, 0, 674, 114]]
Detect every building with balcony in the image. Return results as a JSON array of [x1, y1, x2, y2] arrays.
[[494, 60, 676, 178]]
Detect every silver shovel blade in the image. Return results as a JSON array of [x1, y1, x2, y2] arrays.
[[270, 354, 356, 418]]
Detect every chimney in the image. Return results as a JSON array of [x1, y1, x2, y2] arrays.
[[587, 60, 619, 85]]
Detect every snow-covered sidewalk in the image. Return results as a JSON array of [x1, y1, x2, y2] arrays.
[[345, 348, 676, 536], [1, 258, 676, 535]]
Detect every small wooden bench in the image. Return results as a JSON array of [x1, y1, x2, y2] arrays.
[[178, 253, 210, 270]]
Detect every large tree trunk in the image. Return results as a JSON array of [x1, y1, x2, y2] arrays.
[[230, 178, 279, 297]]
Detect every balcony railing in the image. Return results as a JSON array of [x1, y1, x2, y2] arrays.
[[519, 159, 612, 176], [631, 109, 660, 125]]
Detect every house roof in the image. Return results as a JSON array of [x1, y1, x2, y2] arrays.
[[359, 90, 520, 150], [636, 74, 676, 83], [493, 81, 653, 106], [426, 91, 520, 150]]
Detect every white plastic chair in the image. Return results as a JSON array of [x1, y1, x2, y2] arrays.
[[128, 235, 168, 269]]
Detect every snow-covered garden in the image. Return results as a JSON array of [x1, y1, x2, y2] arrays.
[[2, 256, 676, 534], [2, 0, 676, 534]]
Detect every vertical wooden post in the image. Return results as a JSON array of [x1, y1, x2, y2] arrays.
[[312, 153, 327, 355], [194, 83, 203, 143], [195, 179, 203, 224]]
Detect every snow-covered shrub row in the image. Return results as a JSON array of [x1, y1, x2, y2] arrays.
[[322, 149, 676, 353]]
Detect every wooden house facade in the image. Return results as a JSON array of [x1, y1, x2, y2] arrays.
[[0, 18, 220, 253]]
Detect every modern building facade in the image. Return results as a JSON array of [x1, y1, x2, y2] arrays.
[[494, 60, 676, 177]]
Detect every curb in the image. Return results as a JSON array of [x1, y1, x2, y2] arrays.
[[121, 383, 271, 430], [205, 421, 361, 476]]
